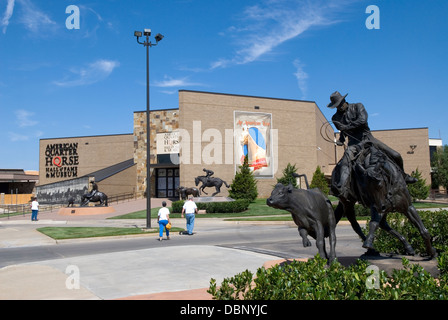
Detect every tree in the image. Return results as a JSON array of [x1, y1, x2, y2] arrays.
[[229, 156, 258, 201], [310, 166, 329, 195], [432, 145, 448, 191], [276, 163, 299, 188], [407, 168, 430, 202]]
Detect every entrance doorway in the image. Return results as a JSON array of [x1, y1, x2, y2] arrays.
[[156, 168, 179, 198]]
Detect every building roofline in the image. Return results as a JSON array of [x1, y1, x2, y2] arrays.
[[370, 127, 429, 133], [179, 89, 317, 104], [39, 133, 133, 141], [133, 108, 179, 113]]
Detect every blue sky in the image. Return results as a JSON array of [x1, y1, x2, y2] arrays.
[[1, 0, 447, 171]]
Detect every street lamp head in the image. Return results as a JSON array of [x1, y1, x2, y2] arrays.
[[155, 33, 164, 42], [144, 29, 152, 36], [134, 31, 142, 38]]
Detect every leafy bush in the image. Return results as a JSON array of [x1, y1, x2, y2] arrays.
[[208, 255, 448, 300], [171, 199, 251, 214], [407, 168, 430, 201], [362, 210, 448, 255], [331, 203, 371, 217], [229, 156, 258, 201], [276, 163, 299, 188], [310, 165, 329, 195], [208, 209, 448, 300]]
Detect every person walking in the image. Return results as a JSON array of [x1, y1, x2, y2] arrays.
[[157, 201, 171, 241], [181, 195, 198, 235], [30, 197, 39, 221]]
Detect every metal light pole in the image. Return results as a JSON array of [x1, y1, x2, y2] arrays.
[[134, 29, 164, 228]]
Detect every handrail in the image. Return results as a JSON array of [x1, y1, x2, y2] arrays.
[[0, 192, 136, 216]]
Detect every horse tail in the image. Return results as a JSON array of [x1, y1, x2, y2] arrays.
[[105, 195, 108, 207], [223, 180, 230, 188]]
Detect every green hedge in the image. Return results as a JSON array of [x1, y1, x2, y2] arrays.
[[171, 199, 251, 214], [331, 203, 371, 217], [208, 209, 448, 300], [209, 254, 448, 300], [362, 210, 448, 255]]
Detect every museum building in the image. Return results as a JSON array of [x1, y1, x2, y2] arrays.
[[36, 90, 434, 203]]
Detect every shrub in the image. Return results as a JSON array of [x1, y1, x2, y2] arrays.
[[310, 166, 329, 195], [171, 199, 251, 214], [362, 210, 448, 255], [276, 163, 299, 188], [229, 156, 258, 201], [407, 168, 430, 201], [208, 254, 448, 300], [331, 203, 371, 217]]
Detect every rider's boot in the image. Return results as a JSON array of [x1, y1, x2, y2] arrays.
[[405, 174, 418, 184]]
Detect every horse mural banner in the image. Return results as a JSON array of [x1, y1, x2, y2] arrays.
[[234, 111, 274, 178]]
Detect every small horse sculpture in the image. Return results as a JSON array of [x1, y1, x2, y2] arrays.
[[81, 191, 108, 207], [194, 176, 229, 197], [176, 186, 201, 200]]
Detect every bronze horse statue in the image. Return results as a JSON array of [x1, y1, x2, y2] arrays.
[[195, 175, 229, 197], [176, 186, 201, 200], [81, 191, 108, 207], [334, 141, 436, 257]]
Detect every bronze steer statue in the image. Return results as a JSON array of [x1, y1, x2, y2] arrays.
[[267, 182, 337, 262]]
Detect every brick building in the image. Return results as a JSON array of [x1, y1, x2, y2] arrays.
[[36, 90, 435, 202]]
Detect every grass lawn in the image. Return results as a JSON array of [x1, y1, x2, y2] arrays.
[[110, 198, 287, 220], [109, 198, 448, 221], [37, 226, 183, 240], [33, 198, 447, 240]]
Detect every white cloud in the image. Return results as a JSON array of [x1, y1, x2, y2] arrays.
[[293, 59, 308, 98], [1, 0, 15, 34], [54, 59, 120, 87], [1, 0, 56, 34], [18, 0, 55, 31], [8, 131, 29, 141], [15, 109, 37, 127], [211, 0, 343, 69], [153, 76, 203, 88]]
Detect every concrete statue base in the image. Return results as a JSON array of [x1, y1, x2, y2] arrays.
[[58, 206, 115, 216], [192, 196, 235, 203]]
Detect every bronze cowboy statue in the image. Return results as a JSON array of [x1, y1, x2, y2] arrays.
[[327, 91, 435, 258], [81, 181, 108, 207], [195, 169, 229, 197]]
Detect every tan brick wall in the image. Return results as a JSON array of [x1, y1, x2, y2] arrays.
[[178, 91, 336, 198], [39, 134, 134, 186], [372, 128, 431, 183], [97, 165, 137, 197]]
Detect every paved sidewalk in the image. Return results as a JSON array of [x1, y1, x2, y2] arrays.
[[0, 198, 283, 300], [1, 199, 444, 300]]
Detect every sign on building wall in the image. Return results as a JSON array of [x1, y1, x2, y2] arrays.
[[157, 131, 180, 154], [44, 143, 79, 179], [234, 111, 274, 178]]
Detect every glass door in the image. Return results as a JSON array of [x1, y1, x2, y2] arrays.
[[156, 168, 180, 198]]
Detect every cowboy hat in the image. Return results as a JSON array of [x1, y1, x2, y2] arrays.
[[327, 91, 348, 109]]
